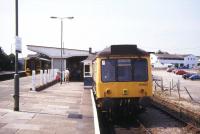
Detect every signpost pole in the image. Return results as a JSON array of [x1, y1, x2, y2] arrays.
[[14, 0, 20, 111]]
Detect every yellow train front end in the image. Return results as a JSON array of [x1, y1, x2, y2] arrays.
[[93, 45, 152, 118], [95, 57, 152, 99]]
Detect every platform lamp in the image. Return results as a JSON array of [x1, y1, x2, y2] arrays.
[[50, 16, 74, 84], [14, 0, 20, 111]]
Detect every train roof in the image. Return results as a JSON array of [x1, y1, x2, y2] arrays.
[[96, 44, 149, 57]]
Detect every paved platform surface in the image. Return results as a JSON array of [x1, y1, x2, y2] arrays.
[[0, 81, 94, 134]]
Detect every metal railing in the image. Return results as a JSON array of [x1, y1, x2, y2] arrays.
[[153, 77, 199, 104]]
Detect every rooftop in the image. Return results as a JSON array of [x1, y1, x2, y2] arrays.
[[154, 53, 195, 59]]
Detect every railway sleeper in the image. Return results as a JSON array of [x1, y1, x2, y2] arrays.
[[151, 97, 200, 133]]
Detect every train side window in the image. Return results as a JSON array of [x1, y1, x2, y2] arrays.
[[132, 59, 148, 81], [117, 59, 132, 81], [101, 60, 116, 82]]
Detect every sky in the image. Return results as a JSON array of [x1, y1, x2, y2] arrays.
[[0, 0, 200, 57]]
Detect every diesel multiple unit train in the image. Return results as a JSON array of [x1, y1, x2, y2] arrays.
[[86, 44, 153, 118]]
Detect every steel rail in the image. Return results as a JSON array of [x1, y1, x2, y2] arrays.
[[151, 102, 200, 134], [136, 119, 153, 134]]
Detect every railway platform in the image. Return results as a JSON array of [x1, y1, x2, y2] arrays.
[[0, 81, 94, 134]]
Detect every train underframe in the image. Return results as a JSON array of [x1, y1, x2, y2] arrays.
[[96, 97, 151, 120]]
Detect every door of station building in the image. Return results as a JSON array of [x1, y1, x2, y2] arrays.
[[66, 56, 87, 81]]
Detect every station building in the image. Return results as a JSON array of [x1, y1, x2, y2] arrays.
[[25, 53, 51, 75], [150, 53, 198, 68], [27, 45, 91, 81], [82, 54, 96, 87]]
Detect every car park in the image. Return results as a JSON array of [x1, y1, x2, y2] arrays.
[[166, 67, 175, 72], [189, 74, 200, 80], [178, 66, 189, 69], [172, 69, 178, 73], [175, 70, 188, 75], [152, 75, 161, 81]]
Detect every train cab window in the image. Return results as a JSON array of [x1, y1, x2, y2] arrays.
[[132, 59, 148, 81], [117, 59, 132, 81], [101, 60, 116, 82], [101, 59, 148, 82]]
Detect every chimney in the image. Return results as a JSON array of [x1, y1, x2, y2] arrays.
[[89, 47, 92, 54]]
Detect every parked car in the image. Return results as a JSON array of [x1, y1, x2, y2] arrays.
[[178, 66, 189, 69], [166, 67, 175, 72], [175, 70, 188, 75], [172, 69, 178, 73], [152, 75, 161, 81], [189, 74, 200, 80], [182, 73, 195, 79]]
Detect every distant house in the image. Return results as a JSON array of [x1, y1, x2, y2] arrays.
[[150, 53, 198, 68]]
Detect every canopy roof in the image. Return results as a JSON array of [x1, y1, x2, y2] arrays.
[[27, 45, 89, 58]]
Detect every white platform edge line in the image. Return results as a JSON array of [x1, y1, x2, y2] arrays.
[[90, 89, 100, 134]]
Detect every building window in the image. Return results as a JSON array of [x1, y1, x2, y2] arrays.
[[84, 65, 90, 76]]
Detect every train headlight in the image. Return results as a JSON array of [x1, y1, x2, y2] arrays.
[[106, 89, 112, 94], [140, 89, 144, 94], [123, 89, 128, 95]]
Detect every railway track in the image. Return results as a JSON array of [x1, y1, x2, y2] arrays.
[[98, 113, 152, 134], [98, 104, 200, 134], [0, 71, 26, 81], [151, 102, 200, 134]]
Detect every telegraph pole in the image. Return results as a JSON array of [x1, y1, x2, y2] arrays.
[[14, 0, 20, 111]]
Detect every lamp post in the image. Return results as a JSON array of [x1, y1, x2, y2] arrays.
[[50, 16, 74, 84], [13, 0, 19, 111]]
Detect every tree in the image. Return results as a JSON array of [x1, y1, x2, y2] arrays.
[[156, 50, 169, 54], [8, 53, 15, 71], [0, 48, 15, 71]]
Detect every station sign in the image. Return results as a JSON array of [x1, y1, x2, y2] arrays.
[[15, 36, 22, 53]]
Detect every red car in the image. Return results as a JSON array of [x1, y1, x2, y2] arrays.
[[175, 70, 188, 75], [172, 69, 178, 73]]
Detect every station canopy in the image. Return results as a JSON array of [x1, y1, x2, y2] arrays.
[[27, 45, 89, 59]]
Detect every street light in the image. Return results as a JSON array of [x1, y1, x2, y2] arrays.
[[50, 16, 74, 84], [14, 0, 19, 111]]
